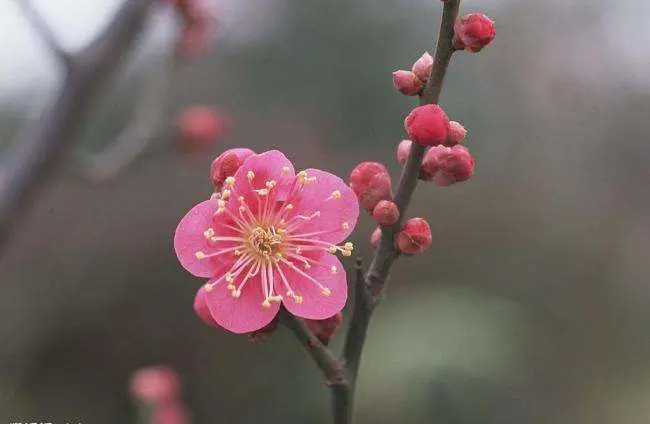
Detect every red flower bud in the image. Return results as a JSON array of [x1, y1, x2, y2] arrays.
[[404, 104, 450, 147], [130, 366, 180, 405], [396, 139, 412, 165], [396, 217, 432, 254], [411, 51, 434, 83], [453, 13, 495, 53], [446, 120, 467, 146], [177, 106, 229, 151], [392, 70, 424, 96], [370, 227, 382, 250], [434, 145, 475, 187], [210, 148, 255, 190], [372, 200, 400, 225], [419, 145, 446, 181], [349, 162, 393, 213], [305, 313, 343, 346]]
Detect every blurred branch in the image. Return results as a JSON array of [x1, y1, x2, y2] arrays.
[[0, 0, 157, 253], [332, 1, 462, 423], [14, 0, 72, 68], [81, 51, 183, 181]]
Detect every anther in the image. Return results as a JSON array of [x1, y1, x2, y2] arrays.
[[342, 222, 350, 230], [231, 289, 241, 298], [203, 228, 215, 239], [330, 266, 338, 274], [247, 171, 255, 182], [262, 299, 272, 308], [195, 251, 206, 259], [204, 283, 213, 292], [224, 176, 235, 186], [321, 288, 331, 296], [281, 166, 290, 174], [221, 189, 231, 199]]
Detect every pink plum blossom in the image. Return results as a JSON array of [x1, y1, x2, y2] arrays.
[[175, 150, 359, 334]]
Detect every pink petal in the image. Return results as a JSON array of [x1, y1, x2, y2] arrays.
[[231, 150, 296, 214], [174, 199, 235, 278], [277, 253, 348, 320], [193, 286, 220, 328], [288, 168, 359, 244], [204, 271, 280, 334]]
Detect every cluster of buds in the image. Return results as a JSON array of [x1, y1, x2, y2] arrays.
[[170, 0, 215, 57], [392, 52, 434, 96], [130, 366, 190, 424], [364, 10, 493, 255], [177, 105, 230, 152], [349, 162, 393, 213], [402, 105, 474, 185]]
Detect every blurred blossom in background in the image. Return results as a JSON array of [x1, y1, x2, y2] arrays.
[[1, 0, 650, 423]]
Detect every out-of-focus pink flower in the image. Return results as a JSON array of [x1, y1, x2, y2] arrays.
[[452, 13, 495, 53], [396, 140, 412, 166], [304, 312, 343, 346], [173, 0, 216, 57], [210, 148, 255, 190], [372, 200, 400, 225], [349, 162, 393, 213], [404, 104, 450, 147], [130, 366, 180, 405], [175, 150, 359, 333], [151, 402, 190, 424], [392, 70, 424, 96], [396, 218, 432, 254], [177, 106, 229, 151], [411, 52, 434, 83]]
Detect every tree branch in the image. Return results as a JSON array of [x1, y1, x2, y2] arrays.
[[15, 0, 72, 68], [279, 308, 348, 385], [332, 1, 462, 422], [0, 0, 157, 254]]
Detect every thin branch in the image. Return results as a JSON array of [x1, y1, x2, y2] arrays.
[[0, 0, 157, 253], [279, 308, 348, 385], [332, 1, 462, 423], [15, 0, 72, 67], [81, 50, 183, 181]]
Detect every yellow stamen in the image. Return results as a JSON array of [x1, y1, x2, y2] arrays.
[[195, 251, 206, 259], [330, 266, 338, 274], [247, 171, 255, 182], [321, 288, 331, 296], [342, 222, 350, 230], [224, 176, 235, 186]]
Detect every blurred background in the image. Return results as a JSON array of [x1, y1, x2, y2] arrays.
[[1, 0, 650, 423]]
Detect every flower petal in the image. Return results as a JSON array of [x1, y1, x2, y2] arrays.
[[204, 270, 280, 334], [276, 253, 348, 320], [174, 199, 238, 278], [230, 150, 296, 214], [288, 168, 359, 244], [193, 286, 220, 328]]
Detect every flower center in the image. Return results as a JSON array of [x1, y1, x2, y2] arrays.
[[247, 226, 284, 260]]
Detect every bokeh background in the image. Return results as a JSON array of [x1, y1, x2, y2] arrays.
[[1, 0, 650, 423]]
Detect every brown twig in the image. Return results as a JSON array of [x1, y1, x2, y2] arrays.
[[0, 0, 158, 253], [332, 3, 461, 421], [282, 1, 462, 422]]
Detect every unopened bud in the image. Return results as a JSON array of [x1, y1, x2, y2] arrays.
[[396, 139, 412, 165], [193, 286, 220, 328], [411, 51, 434, 83], [392, 70, 424, 96], [452, 13, 496, 53], [434, 145, 475, 187], [419, 145, 446, 181], [349, 162, 393, 213], [372, 200, 400, 225], [446, 120, 467, 146], [210, 148, 255, 190], [404, 104, 450, 147], [396, 217, 432, 254], [304, 313, 344, 346]]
